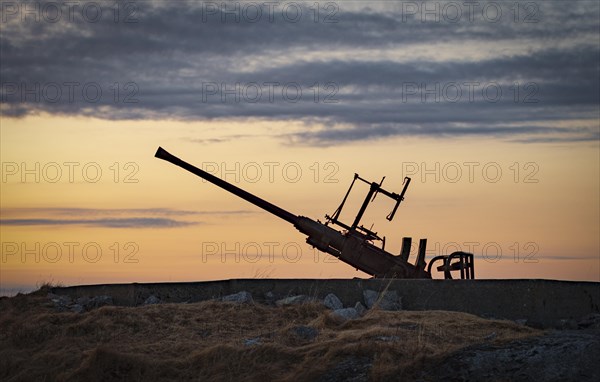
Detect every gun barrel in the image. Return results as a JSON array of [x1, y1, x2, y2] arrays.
[[155, 147, 298, 224]]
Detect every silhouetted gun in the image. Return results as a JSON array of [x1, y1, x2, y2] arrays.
[[155, 147, 474, 279]]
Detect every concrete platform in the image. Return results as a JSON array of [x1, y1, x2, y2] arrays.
[[52, 279, 600, 328]]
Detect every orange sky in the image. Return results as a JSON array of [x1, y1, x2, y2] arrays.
[[2, 1, 599, 294], [1, 114, 598, 293]]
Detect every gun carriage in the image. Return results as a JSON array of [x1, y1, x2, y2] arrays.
[[155, 147, 474, 279]]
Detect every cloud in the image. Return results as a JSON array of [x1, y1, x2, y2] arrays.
[[0, 207, 258, 228], [286, 123, 600, 146], [185, 134, 263, 144], [1, 0, 598, 144], [0, 218, 195, 228], [0, 207, 257, 216]]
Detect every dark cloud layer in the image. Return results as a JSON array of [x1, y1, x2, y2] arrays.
[[0, 217, 195, 228], [0, 207, 257, 228], [1, 0, 598, 144], [0, 207, 256, 216]]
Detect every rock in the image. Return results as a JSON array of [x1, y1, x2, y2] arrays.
[[375, 336, 400, 342], [363, 290, 378, 309], [264, 291, 275, 303], [362, 289, 402, 311], [70, 304, 85, 314], [276, 295, 309, 306], [323, 293, 343, 310], [421, 330, 600, 381], [377, 290, 402, 311], [332, 307, 360, 321], [143, 295, 161, 305], [221, 291, 253, 304], [243, 337, 261, 346], [75, 296, 90, 306], [557, 319, 578, 330], [483, 332, 497, 341], [316, 356, 372, 382], [354, 302, 367, 316], [293, 326, 319, 341], [47, 293, 72, 305], [88, 295, 113, 309], [577, 313, 600, 330], [48, 293, 112, 312]]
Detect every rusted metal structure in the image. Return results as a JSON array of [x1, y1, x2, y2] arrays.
[[155, 147, 474, 279]]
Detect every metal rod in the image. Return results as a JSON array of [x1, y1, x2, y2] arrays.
[[351, 182, 378, 229], [155, 147, 298, 224]]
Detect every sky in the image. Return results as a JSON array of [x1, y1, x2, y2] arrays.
[[1, 0, 599, 294]]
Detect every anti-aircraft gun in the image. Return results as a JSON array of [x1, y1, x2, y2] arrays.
[[155, 147, 474, 279]]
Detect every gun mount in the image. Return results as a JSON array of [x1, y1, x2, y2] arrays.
[[155, 147, 474, 279]]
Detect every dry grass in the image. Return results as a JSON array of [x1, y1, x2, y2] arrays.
[[0, 289, 541, 381]]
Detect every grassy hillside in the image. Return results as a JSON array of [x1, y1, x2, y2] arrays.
[[0, 288, 541, 381]]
